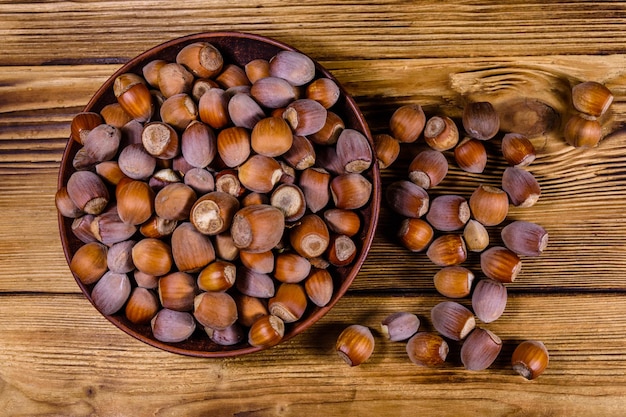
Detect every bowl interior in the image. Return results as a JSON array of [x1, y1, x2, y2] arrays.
[[58, 31, 380, 357]]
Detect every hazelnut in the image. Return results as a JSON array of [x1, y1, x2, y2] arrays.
[[282, 135, 316, 170], [460, 328, 502, 371], [159, 93, 197, 130], [235, 267, 275, 299], [511, 340, 549, 380], [480, 246, 522, 283], [299, 168, 331, 213], [131, 238, 173, 277], [274, 252, 312, 284], [330, 173, 373, 210], [170, 222, 216, 273], [189, 191, 240, 235], [181, 120, 217, 168], [234, 294, 269, 328], [408, 149, 448, 189], [563, 113, 603, 148], [154, 183, 197, 221], [424, 115, 459, 151], [205, 323, 245, 347], [406, 332, 449, 367], [433, 266, 475, 299], [469, 184, 509, 227], [228, 92, 265, 130], [244, 59, 271, 84], [231, 204, 285, 253], [239, 250, 275, 274], [142, 59, 167, 88], [91, 271, 131, 316], [430, 301, 476, 341], [323, 208, 361, 237], [373, 133, 400, 169], [125, 287, 159, 325], [250, 76, 298, 109], [100, 102, 133, 129], [55, 187, 83, 218], [270, 183, 307, 221], [335, 129, 373, 174], [501, 220, 549, 256], [91, 210, 138, 245], [325, 234, 357, 267], [248, 314, 285, 348], [385, 180, 429, 218], [572, 81, 613, 117], [471, 278, 508, 323], [309, 111, 345, 145], [463, 219, 490, 252], [462, 101, 499, 140], [398, 218, 434, 252], [336, 325, 375, 366], [381, 312, 420, 342], [70, 111, 103, 144], [158, 272, 197, 312], [198, 87, 230, 129], [71, 214, 98, 244], [305, 77, 340, 109], [157, 62, 194, 98], [66, 170, 109, 215], [106, 239, 136, 274], [283, 99, 327, 136], [454, 137, 488, 174], [426, 194, 470, 232], [113, 73, 154, 123], [501, 133, 536, 167], [238, 155, 283, 193], [151, 309, 196, 343], [251, 116, 293, 157], [214, 231, 240, 262], [197, 260, 237, 292], [289, 214, 330, 258], [304, 268, 334, 307], [175, 42, 223, 79], [95, 161, 127, 186], [83, 123, 121, 162], [115, 179, 155, 226], [69, 241, 108, 285], [117, 143, 157, 180], [183, 167, 215, 194], [501, 167, 541, 208], [426, 234, 467, 266], [268, 283, 308, 323], [139, 215, 177, 239], [269, 50, 315, 86], [215, 64, 251, 89], [389, 104, 426, 143], [193, 291, 238, 331]]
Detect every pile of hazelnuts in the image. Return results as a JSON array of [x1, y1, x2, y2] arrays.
[[335, 80, 614, 380], [56, 41, 377, 352]]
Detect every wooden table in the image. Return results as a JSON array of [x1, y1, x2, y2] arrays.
[[2, 1, 626, 415]]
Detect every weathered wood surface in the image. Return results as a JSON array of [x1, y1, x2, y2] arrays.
[[1, 1, 626, 416]]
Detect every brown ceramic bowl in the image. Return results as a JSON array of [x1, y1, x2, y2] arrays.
[[57, 32, 380, 357]]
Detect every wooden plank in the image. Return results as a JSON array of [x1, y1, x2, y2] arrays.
[[2, 1, 626, 65], [3, 56, 626, 293], [3, 163, 626, 294], [0, 293, 624, 416]]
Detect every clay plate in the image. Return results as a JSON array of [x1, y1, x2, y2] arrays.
[[58, 31, 381, 357]]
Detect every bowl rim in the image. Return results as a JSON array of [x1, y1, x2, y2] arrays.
[[58, 31, 381, 357]]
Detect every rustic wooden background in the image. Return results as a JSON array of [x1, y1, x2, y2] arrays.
[[1, 1, 626, 415]]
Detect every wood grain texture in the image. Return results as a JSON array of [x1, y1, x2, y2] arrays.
[[0, 294, 624, 416], [1, 1, 626, 415]]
